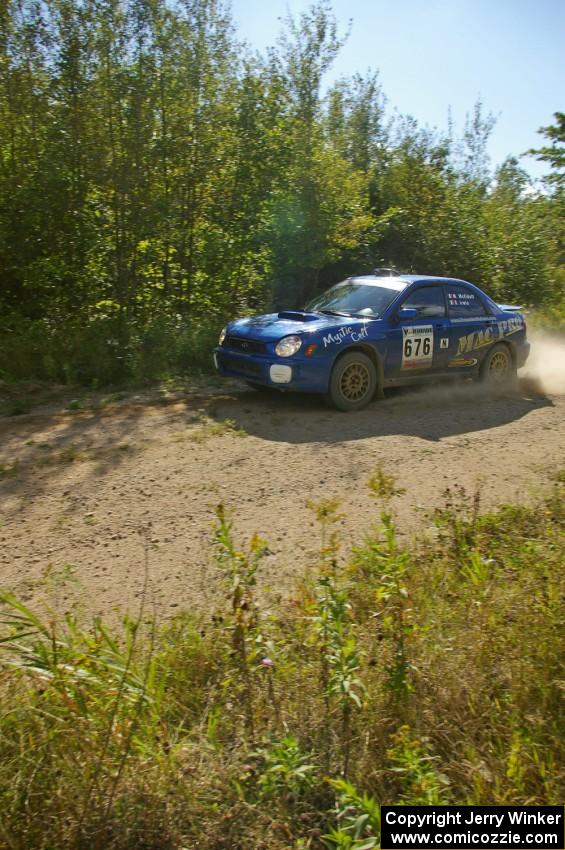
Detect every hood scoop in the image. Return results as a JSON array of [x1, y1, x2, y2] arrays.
[[277, 310, 319, 322]]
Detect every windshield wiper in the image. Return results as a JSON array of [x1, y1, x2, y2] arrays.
[[318, 309, 354, 317]]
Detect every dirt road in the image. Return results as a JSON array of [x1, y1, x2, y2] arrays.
[[1, 360, 564, 619]]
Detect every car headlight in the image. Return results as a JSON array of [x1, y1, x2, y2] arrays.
[[219, 326, 227, 345], [275, 335, 302, 357]]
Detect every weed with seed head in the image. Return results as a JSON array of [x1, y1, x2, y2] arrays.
[[307, 498, 343, 569], [386, 725, 450, 805], [307, 504, 365, 776], [214, 503, 268, 740], [310, 573, 365, 776], [433, 484, 482, 565], [367, 466, 405, 501], [350, 513, 412, 706]]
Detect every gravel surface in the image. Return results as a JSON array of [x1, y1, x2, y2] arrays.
[[1, 363, 564, 621]]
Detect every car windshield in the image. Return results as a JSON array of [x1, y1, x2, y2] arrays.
[[306, 280, 404, 318]]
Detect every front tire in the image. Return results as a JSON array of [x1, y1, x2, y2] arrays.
[[479, 343, 516, 386], [327, 351, 377, 411]]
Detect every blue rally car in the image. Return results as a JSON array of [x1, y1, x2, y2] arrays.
[[214, 272, 530, 411]]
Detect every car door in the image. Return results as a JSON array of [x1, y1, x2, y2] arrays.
[[444, 283, 497, 372], [386, 284, 451, 378]]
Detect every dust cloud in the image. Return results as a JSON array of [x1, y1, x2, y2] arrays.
[[381, 329, 565, 410], [519, 330, 565, 396]]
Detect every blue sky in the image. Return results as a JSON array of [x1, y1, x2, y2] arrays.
[[230, 0, 564, 181]]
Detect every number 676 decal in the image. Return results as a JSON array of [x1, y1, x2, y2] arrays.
[[402, 325, 434, 370]]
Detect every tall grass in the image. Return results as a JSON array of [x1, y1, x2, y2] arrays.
[[0, 475, 563, 849]]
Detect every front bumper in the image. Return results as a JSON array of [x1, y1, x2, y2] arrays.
[[213, 347, 329, 393]]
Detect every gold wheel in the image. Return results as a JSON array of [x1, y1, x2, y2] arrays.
[[488, 348, 511, 380], [339, 362, 371, 402]]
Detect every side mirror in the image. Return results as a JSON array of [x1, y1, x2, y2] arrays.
[[397, 307, 418, 321]]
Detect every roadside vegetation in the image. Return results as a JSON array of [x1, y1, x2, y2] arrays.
[[1, 2, 564, 391], [0, 473, 563, 849]]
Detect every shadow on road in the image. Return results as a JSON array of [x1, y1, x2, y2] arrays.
[[206, 377, 555, 444], [0, 377, 556, 516], [0, 396, 204, 509]]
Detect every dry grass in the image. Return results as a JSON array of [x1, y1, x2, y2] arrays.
[[172, 416, 247, 444], [0, 475, 563, 849]]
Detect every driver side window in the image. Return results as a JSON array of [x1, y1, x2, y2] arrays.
[[401, 286, 446, 318]]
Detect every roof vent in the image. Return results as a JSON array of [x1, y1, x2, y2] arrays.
[[373, 267, 400, 277]]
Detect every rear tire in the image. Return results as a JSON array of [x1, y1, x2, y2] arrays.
[[327, 351, 377, 411], [479, 343, 516, 386]]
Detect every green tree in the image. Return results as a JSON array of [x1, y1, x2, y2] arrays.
[[267, 1, 374, 307], [0, 0, 562, 385], [528, 112, 565, 193]]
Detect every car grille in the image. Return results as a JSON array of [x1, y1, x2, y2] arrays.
[[221, 356, 263, 377], [224, 335, 267, 354]]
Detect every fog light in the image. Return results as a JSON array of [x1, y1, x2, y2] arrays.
[[270, 364, 292, 384]]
